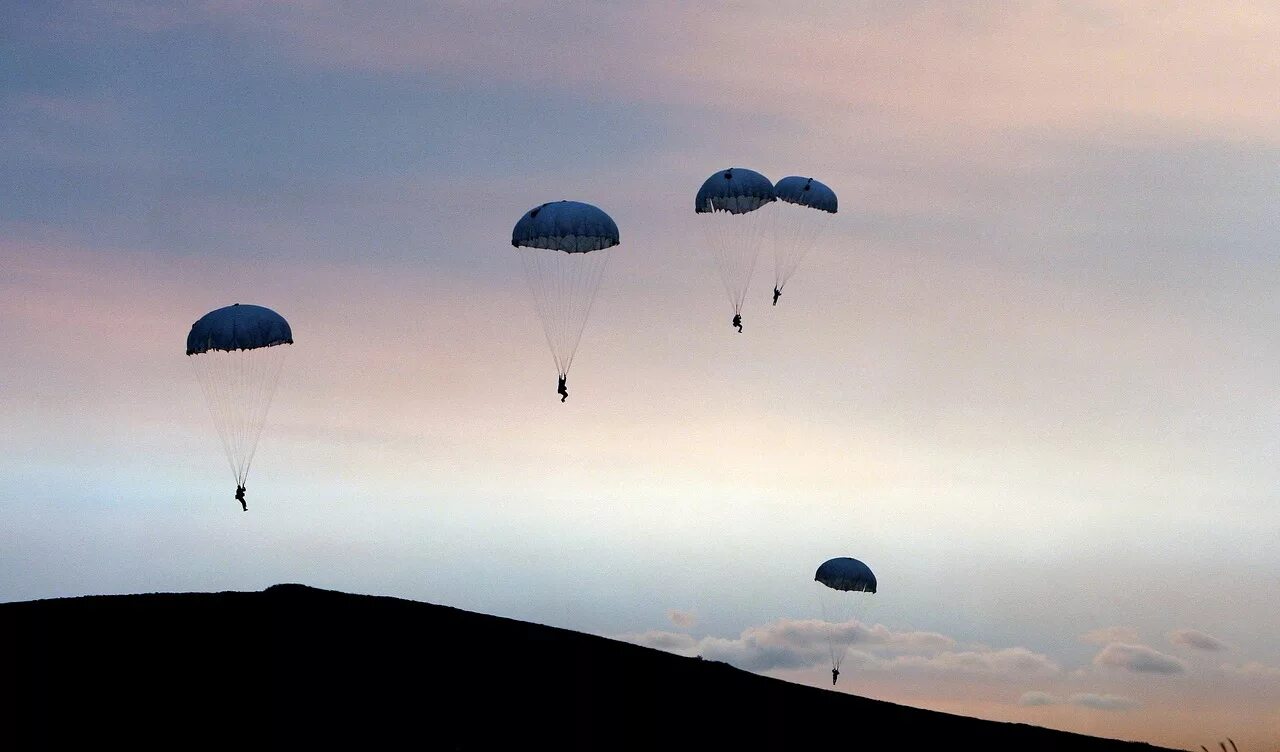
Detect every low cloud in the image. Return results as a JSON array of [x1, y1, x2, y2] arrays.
[[1018, 690, 1139, 711], [1093, 643, 1187, 675], [667, 609, 697, 629], [1019, 691, 1058, 706], [619, 618, 1054, 677], [1168, 629, 1228, 652], [1069, 693, 1140, 711], [619, 630, 698, 652], [881, 647, 1059, 678], [1081, 626, 1140, 645]]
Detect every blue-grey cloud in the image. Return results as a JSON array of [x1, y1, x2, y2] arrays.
[[1169, 629, 1228, 652], [1019, 690, 1057, 706], [1069, 693, 1140, 711], [1093, 643, 1186, 675]]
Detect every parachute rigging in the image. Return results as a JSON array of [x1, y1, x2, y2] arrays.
[[695, 168, 776, 324], [186, 303, 292, 489], [814, 556, 877, 674], [772, 176, 837, 302]]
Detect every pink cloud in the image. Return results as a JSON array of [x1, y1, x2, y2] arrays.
[[666, 609, 697, 629]]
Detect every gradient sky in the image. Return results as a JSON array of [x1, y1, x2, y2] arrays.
[[3, 3, 1279, 748]]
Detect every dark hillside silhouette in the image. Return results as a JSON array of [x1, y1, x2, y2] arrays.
[[2, 584, 1181, 750]]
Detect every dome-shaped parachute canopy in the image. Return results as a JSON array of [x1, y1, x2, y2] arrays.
[[774, 176, 837, 214], [187, 303, 293, 489], [512, 201, 619, 382], [512, 200, 620, 253], [695, 167, 777, 215], [815, 557, 877, 593], [186, 304, 293, 355]]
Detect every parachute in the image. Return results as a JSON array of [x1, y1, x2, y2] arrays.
[[814, 556, 877, 675], [512, 200, 619, 387], [695, 168, 776, 326], [187, 303, 292, 490], [772, 176, 837, 304]]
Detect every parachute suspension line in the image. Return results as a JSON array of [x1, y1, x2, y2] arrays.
[[561, 248, 609, 375], [238, 347, 287, 485], [193, 355, 238, 482], [519, 246, 610, 377], [817, 588, 841, 672], [699, 200, 775, 315], [773, 207, 832, 292], [191, 346, 288, 486]]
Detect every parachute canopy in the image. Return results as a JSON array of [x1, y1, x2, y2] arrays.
[[815, 557, 877, 593], [695, 167, 776, 215], [512, 200, 620, 253], [775, 176, 837, 214], [512, 200, 618, 380], [187, 303, 293, 489], [186, 304, 293, 355]]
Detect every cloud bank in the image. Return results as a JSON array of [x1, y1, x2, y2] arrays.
[[621, 618, 1055, 677]]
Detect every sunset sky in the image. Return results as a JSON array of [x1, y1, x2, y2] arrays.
[[3, 3, 1279, 748]]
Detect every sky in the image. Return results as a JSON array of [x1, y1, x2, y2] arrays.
[[2, 2, 1279, 748]]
